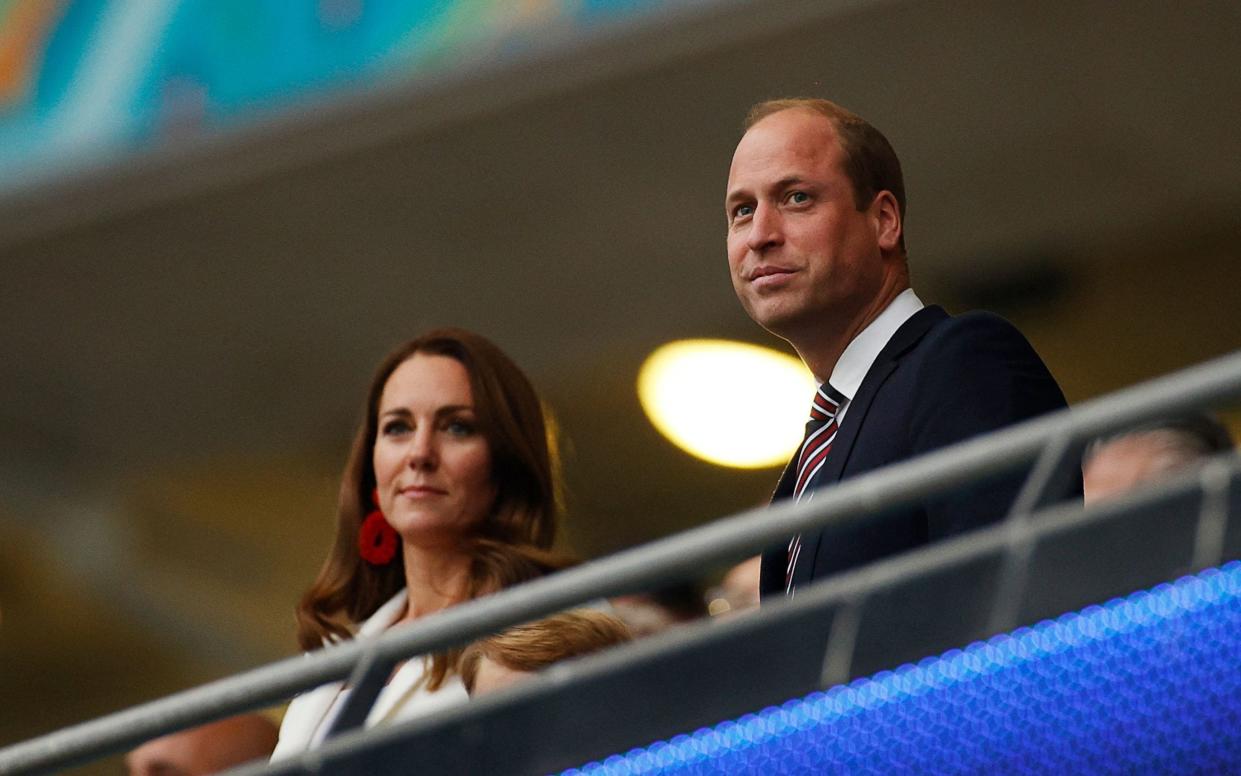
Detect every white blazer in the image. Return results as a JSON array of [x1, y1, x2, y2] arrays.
[[271, 589, 469, 759]]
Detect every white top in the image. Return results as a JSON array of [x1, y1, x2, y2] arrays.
[[825, 288, 924, 427], [271, 589, 469, 760]]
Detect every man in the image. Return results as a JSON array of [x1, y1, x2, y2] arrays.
[[125, 713, 278, 775], [1083, 414, 1233, 502], [724, 98, 1073, 599]]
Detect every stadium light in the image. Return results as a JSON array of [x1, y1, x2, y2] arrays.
[[637, 339, 814, 469]]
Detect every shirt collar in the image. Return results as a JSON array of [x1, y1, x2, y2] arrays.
[[827, 288, 924, 401], [357, 588, 409, 637]]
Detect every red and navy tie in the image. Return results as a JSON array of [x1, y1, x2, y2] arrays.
[[786, 383, 846, 595]]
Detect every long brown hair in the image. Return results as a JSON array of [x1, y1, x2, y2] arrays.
[[295, 328, 573, 688]]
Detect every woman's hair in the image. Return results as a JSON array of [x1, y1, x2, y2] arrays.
[[459, 610, 634, 694], [295, 328, 574, 688]]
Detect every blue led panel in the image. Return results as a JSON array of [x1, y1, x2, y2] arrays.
[[567, 562, 1241, 774]]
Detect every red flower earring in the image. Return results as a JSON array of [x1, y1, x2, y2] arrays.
[[358, 488, 399, 565]]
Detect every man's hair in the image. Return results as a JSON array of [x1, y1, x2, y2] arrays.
[[745, 98, 906, 251], [1084, 413, 1234, 466], [460, 610, 633, 693]]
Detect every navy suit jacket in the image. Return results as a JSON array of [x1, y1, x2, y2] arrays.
[[759, 305, 1075, 599]]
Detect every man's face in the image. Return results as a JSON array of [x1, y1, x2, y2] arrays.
[[725, 109, 894, 343]]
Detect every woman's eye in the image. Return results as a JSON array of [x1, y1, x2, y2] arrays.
[[445, 419, 475, 437], [381, 420, 411, 436]]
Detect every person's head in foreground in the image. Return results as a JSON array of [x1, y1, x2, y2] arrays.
[[126, 714, 278, 776], [1083, 414, 1233, 503], [296, 327, 573, 683], [460, 610, 634, 696]]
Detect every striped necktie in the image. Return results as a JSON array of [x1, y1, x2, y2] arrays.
[[786, 383, 846, 595]]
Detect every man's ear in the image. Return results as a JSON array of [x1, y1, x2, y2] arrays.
[[871, 191, 902, 253]]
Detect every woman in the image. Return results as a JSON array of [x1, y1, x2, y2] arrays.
[[272, 328, 572, 757]]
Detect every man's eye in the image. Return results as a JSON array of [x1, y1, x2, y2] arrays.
[[733, 204, 754, 220], [788, 191, 810, 204]]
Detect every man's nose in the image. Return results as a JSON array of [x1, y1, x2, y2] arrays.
[[746, 203, 783, 252]]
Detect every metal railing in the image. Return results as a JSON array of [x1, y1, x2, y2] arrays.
[[2, 349, 1240, 774], [243, 449, 1241, 774]]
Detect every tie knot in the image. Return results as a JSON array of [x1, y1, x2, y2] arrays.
[[808, 383, 844, 423]]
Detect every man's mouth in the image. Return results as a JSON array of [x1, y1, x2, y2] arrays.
[[750, 265, 794, 279], [749, 265, 796, 288]]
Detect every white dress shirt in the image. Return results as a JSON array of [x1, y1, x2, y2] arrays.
[[824, 288, 924, 427]]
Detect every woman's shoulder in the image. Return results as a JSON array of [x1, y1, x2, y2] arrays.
[[270, 680, 343, 760]]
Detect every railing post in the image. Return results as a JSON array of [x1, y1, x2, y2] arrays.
[[1191, 454, 1235, 571], [819, 595, 865, 689], [1006, 427, 1078, 520], [321, 644, 396, 739]]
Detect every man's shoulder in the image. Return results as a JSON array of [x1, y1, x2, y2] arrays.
[[873, 306, 1067, 450], [859, 303, 1060, 411], [929, 307, 1027, 337], [912, 307, 1039, 360], [904, 306, 1065, 411], [893, 306, 1060, 401]]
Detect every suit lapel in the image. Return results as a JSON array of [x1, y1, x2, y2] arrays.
[[794, 306, 948, 587], [771, 454, 797, 502], [760, 458, 800, 598]]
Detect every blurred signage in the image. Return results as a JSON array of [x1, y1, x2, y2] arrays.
[[0, 0, 677, 189]]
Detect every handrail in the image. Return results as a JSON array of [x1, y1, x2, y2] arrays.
[[2, 348, 1240, 774], [240, 450, 1241, 775]]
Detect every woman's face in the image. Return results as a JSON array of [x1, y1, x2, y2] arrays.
[[372, 354, 496, 549]]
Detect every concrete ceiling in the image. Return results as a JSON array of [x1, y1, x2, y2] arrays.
[[2, 0, 1240, 758]]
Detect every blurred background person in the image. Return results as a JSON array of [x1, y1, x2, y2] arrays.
[[610, 580, 709, 637], [272, 328, 574, 757], [125, 714, 278, 775], [706, 556, 761, 618], [460, 610, 633, 697], [1083, 414, 1233, 503]]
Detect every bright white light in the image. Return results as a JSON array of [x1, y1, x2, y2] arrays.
[[637, 339, 816, 469]]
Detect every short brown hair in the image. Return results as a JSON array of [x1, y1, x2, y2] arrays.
[[745, 98, 906, 251], [460, 610, 633, 693]]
